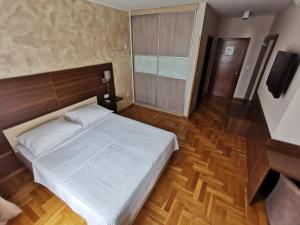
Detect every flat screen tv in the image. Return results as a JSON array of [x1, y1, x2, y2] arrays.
[[266, 51, 298, 98]]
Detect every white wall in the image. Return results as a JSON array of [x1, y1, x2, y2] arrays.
[[218, 15, 274, 98], [258, 2, 300, 145], [183, 1, 206, 116], [187, 4, 220, 114], [201, 5, 220, 97], [273, 87, 300, 145]]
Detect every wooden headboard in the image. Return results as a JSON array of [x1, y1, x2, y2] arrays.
[[0, 63, 116, 183]]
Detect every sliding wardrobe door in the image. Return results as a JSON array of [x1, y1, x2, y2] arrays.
[[157, 12, 195, 113], [132, 14, 159, 106]]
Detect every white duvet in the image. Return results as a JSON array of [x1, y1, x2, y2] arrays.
[[17, 113, 179, 225]]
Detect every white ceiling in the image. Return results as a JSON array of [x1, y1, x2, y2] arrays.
[[88, 0, 293, 17], [208, 0, 293, 17]]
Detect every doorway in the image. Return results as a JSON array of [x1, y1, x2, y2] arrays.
[[244, 35, 279, 100], [197, 35, 214, 102], [208, 38, 250, 99]]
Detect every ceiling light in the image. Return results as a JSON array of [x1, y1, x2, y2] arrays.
[[242, 11, 251, 20]]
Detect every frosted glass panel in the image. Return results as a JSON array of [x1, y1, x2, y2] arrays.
[[134, 55, 190, 79], [158, 56, 189, 80], [134, 55, 158, 75]]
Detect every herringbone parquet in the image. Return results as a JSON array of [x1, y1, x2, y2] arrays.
[[6, 99, 269, 225]]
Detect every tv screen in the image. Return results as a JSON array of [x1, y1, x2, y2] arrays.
[[266, 51, 298, 98]]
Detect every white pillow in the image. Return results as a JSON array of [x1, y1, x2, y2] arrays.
[[17, 118, 81, 157], [65, 103, 113, 127]]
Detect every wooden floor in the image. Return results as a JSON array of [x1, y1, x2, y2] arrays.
[[5, 98, 269, 225]]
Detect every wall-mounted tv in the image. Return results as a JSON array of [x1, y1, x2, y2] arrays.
[[266, 51, 298, 98]]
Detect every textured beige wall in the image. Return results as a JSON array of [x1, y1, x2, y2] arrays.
[[218, 15, 274, 99], [0, 0, 133, 110]]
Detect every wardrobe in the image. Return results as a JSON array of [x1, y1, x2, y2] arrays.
[[131, 11, 195, 114]]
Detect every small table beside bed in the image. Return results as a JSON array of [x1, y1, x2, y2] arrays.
[[3, 97, 179, 225]]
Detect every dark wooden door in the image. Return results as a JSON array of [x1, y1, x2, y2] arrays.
[[209, 38, 250, 98], [198, 35, 214, 101]]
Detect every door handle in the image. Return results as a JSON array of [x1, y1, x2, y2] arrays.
[[234, 69, 239, 75]]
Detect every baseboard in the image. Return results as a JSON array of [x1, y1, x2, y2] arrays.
[[134, 102, 183, 117], [118, 103, 135, 113], [232, 97, 250, 105]]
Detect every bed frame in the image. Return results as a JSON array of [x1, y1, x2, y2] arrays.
[[3, 96, 175, 225], [0, 64, 176, 224], [0, 63, 116, 183]]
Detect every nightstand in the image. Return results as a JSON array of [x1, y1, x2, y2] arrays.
[[100, 96, 123, 113]]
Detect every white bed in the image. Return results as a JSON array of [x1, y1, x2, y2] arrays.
[[4, 98, 179, 225]]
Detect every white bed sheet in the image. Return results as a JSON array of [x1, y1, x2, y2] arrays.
[[17, 113, 179, 225]]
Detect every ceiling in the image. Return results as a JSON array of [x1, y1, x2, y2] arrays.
[[207, 0, 293, 17], [88, 0, 293, 17]]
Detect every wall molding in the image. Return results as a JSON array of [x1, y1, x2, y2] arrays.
[[130, 4, 199, 16]]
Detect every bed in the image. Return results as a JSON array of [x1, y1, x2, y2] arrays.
[[3, 97, 179, 225]]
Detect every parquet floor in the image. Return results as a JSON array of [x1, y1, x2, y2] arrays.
[[5, 98, 269, 225]]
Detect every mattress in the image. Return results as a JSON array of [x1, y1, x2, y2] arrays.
[[17, 113, 179, 225]]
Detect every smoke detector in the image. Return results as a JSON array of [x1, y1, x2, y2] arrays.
[[242, 11, 251, 20]]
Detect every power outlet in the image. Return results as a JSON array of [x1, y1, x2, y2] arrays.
[[104, 94, 109, 99]]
